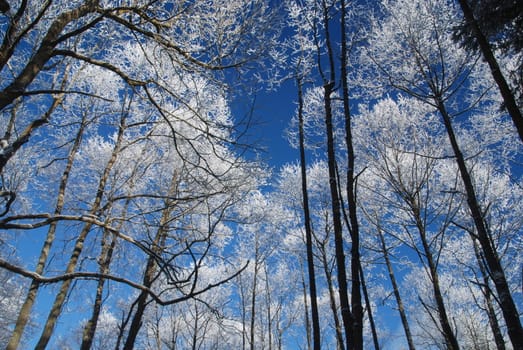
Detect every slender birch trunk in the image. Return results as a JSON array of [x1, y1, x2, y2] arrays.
[[35, 113, 126, 350], [7, 109, 86, 350]]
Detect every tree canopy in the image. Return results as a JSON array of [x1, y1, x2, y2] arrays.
[[0, 0, 522, 349]]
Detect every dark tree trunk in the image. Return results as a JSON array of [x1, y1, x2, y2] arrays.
[[297, 76, 322, 350], [456, 0, 523, 143], [472, 240, 506, 350], [377, 228, 416, 350], [360, 266, 379, 349], [340, 1, 363, 348], [123, 174, 178, 350], [300, 258, 312, 350], [324, 80, 353, 350], [412, 202, 459, 350], [318, 235, 345, 350], [436, 96, 523, 349]]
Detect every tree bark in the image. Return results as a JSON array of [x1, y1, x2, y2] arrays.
[[35, 112, 125, 350], [317, 234, 345, 350], [340, 1, 363, 348], [6, 108, 85, 350], [297, 76, 321, 350], [360, 265, 379, 349], [80, 227, 117, 350], [300, 258, 313, 350], [324, 80, 353, 350], [122, 173, 179, 350], [377, 228, 416, 350], [472, 239, 506, 350], [456, 0, 523, 143], [436, 96, 523, 349], [412, 201, 459, 350], [0, 0, 98, 111]]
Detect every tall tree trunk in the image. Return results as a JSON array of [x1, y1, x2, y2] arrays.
[[191, 305, 199, 350], [324, 80, 353, 350], [472, 239, 506, 350], [81, 183, 134, 349], [297, 76, 321, 350], [412, 203, 459, 350], [360, 266, 379, 350], [339, 1, 363, 348], [264, 262, 273, 350], [122, 232, 165, 350], [317, 0, 353, 345], [436, 96, 523, 349], [249, 237, 260, 350], [80, 225, 118, 350], [300, 258, 313, 350], [318, 236, 345, 350], [34, 114, 126, 350], [240, 272, 248, 350], [122, 174, 179, 350], [377, 228, 416, 350], [456, 0, 523, 143], [6, 108, 85, 350]]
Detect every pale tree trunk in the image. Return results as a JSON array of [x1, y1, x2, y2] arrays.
[[263, 262, 273, 350], [435, 96, 523, 349], [80, 222, 119, 350], [6, 104, 84, 350], [34, 113, 126, 350], [297, 75, 322, 350], [249, 235, 260, 350], [456, 0, 523, 143]]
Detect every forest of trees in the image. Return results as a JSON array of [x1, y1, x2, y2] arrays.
[[0, 0, 522, 349]]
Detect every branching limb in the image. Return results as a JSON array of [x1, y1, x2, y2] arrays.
[[0, 258, 249, 306]]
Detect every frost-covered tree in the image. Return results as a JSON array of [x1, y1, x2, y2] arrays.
[[0, 0, 279, 208], [284, 1, 370, 347], [354, 96, 462, 349], [454, 0, 523, 136], [0, 250, 26, 349], [363, 0, 523, 347], [0, 1, 281, 348]]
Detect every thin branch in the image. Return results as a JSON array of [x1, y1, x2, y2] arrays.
[[0, 258, 249, 306]]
